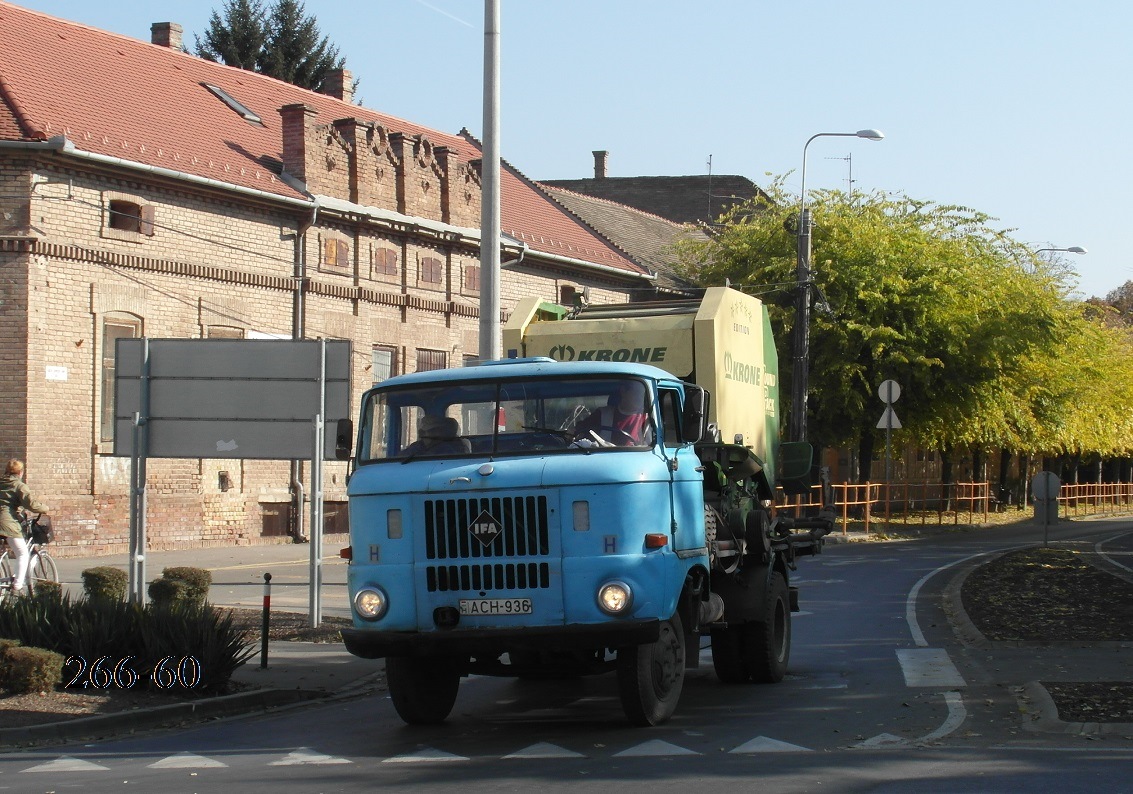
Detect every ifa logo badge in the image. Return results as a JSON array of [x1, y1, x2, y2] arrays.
[[468, 510, 503, 547]]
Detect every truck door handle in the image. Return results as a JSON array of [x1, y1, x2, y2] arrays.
[[449, 476, 472, 484]]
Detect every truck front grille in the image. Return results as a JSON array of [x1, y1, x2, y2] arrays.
[[423, 495, 552, 592]]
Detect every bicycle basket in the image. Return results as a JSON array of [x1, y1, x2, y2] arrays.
[[29, 515, 53, 545]]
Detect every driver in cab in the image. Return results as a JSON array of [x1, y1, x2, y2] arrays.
[[573, 380, 649, 447]]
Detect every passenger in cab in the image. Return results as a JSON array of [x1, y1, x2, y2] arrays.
[[574, 380, 649, 447]]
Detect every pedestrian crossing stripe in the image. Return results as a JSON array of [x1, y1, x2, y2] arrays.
[[149, 752, 229, 768], [21, 756, 110, 772], [382, 748, 469, 763], [503, 742, 586, 759], [613, 739, 699, 757], [731, 736, 811, 753], [269, 747, 352, 765]]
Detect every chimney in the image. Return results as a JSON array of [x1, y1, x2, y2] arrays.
[[321, 69, 354, 104], [592, 150, 608, 180], [279, 104, 318, 184], [151, 22, 183, 50]]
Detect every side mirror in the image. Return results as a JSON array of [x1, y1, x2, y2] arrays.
[[335, 418, 354, 461], [778, 441, 813, 495], [682, 386, 709, 443]]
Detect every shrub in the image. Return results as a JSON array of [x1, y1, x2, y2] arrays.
[[149, 567, 211, 607], [2, 645, 64, 694], [82, 566, 128, 602], [0, 638, 22, 690], [147, 576, 190, 606], [31, 580, 63, 603]]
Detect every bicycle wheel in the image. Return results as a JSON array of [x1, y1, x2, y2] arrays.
[[27, 550, 59, 591]]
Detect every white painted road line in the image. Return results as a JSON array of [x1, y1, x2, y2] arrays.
[[896, 648, 966, 688]]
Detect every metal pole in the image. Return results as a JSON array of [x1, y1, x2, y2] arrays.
[[128, 338, 150, 604], [309, 340, 326, 627], [260, 572, 272, 669], [478, 0, 502, 361]]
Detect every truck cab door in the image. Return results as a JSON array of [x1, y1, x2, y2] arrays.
[[657, 386, 705, 553]]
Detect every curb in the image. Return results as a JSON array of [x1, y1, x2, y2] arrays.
[[943, 553, 1133, 737], [0, 687, 326, 749]]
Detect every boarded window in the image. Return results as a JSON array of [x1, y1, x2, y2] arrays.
[[372, 247, 399, 278], [416, 348, 447, 372], [322, 236, 350, 272], [107, 200, 154, 237], [419, 256, 443, 285], [463, 264, 481, 294], [100, 315, 142, 443]]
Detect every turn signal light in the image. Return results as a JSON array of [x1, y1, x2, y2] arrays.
[[644, 534, 668, 548]]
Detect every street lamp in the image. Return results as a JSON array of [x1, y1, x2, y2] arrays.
[[1036, 246, 1087, 255], [790, 129, 884, 444]]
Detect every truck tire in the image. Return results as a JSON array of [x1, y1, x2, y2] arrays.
[[617, 612, 685, 726], [743, 571, 790, 683], [386, 655, 462, 725]]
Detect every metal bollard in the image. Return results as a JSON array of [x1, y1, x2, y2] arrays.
[[260, 572, 272, 669]]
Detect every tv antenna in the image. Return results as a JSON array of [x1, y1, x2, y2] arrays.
[[825, 152, 854, 192]]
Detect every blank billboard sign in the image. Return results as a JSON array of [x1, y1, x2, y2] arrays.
[[113, 339, 351, 459]]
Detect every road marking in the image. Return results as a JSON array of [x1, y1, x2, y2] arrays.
[[382, 748, 469, 763], [21, 756, 110, 772], [503, 742, 586, 759], [730, 736, 811, 753], [149, 752, 229, 768], [918, 691, 968, 742], [906, 548, 1010, 646], [896, 648, 966, 687], [613, 740, 699, 757], [269, 747, 352, 765]]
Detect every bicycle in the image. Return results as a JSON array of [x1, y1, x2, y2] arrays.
[[0, 512, 58, 602]]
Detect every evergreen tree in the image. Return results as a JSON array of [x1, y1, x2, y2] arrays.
[[259, 0, 345, 92], [194, 0, 345, 92], [195, 0, 267, 71]]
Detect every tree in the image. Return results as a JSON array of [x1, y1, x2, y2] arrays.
[[674, 181, 1132, 483], [195, 0, 267, 71], [259, 0, 344, 92], [194, 0, 345, 92]]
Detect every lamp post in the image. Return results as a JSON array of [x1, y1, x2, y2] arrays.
[[1036, 246, 1087, 255], [790, 129, 884, 443]]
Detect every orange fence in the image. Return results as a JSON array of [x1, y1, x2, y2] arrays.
[[775, 481, 993, 537], [776, 479, 1133, 536], [1056, 482, 1133, 518]]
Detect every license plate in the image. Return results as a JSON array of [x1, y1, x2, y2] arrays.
[[459, 598, 533, 616]]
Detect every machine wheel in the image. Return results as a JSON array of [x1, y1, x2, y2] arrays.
[[617, 612, 685, 726], [742, 571, 791, 683], [27, 551, 59, 592], [386, 655, 462, 725], [710, 625, 746, 684]]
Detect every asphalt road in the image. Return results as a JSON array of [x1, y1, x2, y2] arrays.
[[7, 518, 1133, 792]]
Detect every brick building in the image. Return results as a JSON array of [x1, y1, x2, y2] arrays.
[[0, 3, 664, 555]]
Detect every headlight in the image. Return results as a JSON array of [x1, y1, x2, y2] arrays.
[[597, 581, 633, 615], [354, 587, 389, 620]]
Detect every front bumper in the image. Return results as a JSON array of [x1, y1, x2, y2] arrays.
[[341, 619, 660, 659]]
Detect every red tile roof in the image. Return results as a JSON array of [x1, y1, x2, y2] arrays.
[[0, 1, 645, 277]]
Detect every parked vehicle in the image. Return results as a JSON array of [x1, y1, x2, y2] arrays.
[[340, 287, 832, 725]]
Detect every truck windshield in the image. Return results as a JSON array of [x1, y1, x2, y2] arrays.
[[356, 376, 655, 462]]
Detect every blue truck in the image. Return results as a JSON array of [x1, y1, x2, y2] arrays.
[[340, 287, 831, 725]]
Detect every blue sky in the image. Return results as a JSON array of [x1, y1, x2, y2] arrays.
[[15, 0, 1129, 299]]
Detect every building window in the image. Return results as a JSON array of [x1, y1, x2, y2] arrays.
[[102, 193, 154, 241], [321, 234, 350, 273], [100, 314, 142, 443], [462, 263, 480, 296], [371, 247, 399, 280], [418, 255, 444, 288], [416, 348, 447, 372], [372, 344, 398, 384], [559, 285, 578, 307]]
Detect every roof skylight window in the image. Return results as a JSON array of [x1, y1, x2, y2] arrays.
[[203, 83, 263, 125]]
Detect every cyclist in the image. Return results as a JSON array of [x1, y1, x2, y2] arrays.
[[1, 459, 49, 595]]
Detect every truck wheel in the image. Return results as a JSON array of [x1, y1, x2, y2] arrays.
[[386, 655, 462, 725], [742, 571, 790, 683], [710, 625, 747, 683], [617, 612, 685, 726]]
